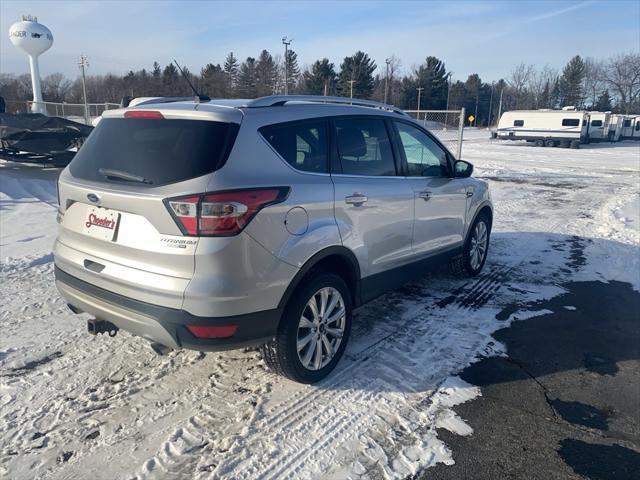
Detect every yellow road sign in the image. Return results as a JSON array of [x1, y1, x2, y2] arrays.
[[468, 115, 475, 123]]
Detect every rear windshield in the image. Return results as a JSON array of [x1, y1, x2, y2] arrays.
[[70, 118, 238, 186]]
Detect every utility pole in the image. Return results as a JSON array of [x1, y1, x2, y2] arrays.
[[282, 36, 292, 95], [78, 54, 89, 124], [497, 86, 504, 124], [416, 87, 424, 111], [384, 58, 390, 104], [445, 72, 453, 126], [348, 79, 356, 99], [474, 91, 479, 127], [488, 82, 494, 127]]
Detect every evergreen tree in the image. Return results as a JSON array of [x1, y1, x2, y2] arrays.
[[162, 63, 180, 95], [539, 80, 551, 109], [550, 77, 561, 108], [303, 58, 337, 95], [558, 55, 586, 107], [152, 62, 161, 78], [594, 89, 613, 111], [256, 50, 277, 97], [237, 57, 258, 98], [224, 52, 239, 93], [201, 63, 227, 98], [283, 49, 301, 93], [400, 56, 447, 110], [337, 51, 376, 98]]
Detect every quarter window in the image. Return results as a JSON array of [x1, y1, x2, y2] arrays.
[[591, 120, 603, 127], [562, 118, 580, 127], [260, 119, 328, 173], [624, 119, 632, 127], [334, 117, 396, 176], [395, 122, 449, 177], [513, 120, 524, 127]]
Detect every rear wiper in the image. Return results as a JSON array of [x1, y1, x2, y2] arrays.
[[98, 168, 152, 184]]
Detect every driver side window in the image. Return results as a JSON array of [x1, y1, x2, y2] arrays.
[[395, 122, 449, 177]]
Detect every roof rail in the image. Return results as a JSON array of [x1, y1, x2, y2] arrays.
[[245, 95, 408, 116]]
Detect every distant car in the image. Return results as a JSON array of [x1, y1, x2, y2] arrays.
[[54, 95, 493, 383]]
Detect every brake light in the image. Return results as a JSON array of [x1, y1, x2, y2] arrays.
[[165, 188, 289, 237], [124, 110, 164, 119]]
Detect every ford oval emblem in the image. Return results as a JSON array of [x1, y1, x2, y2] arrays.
[[87, 193, 100, 203]]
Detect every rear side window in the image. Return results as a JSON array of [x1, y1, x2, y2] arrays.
[[591, 120, 603, 127], [513, 120, 524, 127], [624, 119, 632, 127], [260, 119, 328, 173], [70, 118, 237, 186], [562, 118, 580, 127], [334, 117, 396, 176]]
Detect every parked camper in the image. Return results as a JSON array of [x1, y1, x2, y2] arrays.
[[495, 109, 589, 148], [587, 112, 611, 142], [619, 115, 640, 140]]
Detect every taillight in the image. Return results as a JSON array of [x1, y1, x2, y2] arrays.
[[124, 110, 164, 119], [165, 187, 289, 237]]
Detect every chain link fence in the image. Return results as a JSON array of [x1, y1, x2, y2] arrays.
[[404, 109, 466, 159], [4, 100, 120, 124]]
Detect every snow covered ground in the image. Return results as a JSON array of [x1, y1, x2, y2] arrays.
[[1, 136, 639, 480]]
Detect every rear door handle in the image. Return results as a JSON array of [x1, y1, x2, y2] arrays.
[[345, 193, 368, 206], [418, 191, 432, 201]]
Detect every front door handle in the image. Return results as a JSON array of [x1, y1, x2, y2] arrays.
[[418, 191, 432, 201], [345, 193, 368, 206]]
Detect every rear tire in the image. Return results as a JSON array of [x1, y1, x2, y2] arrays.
[[260, 273, 352, 383], [534, 139, 545, 147], [570, 140, 580, 149], [450, 212, 491, 277], [545, 139, 556, 148], [559, 140, 571, 148]]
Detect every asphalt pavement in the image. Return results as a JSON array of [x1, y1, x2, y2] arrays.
[[424, 280, 640, 480]]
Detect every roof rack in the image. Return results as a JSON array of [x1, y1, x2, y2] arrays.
[[245, 95, 408, 116]]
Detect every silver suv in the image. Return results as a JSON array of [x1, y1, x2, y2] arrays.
[[54, 95, 492, 383]]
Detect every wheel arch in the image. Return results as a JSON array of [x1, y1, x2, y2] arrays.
[[466, 202, 493, 242], [277, 246, 362, 313]]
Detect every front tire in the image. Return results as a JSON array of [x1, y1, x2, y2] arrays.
[[260, 273, 352, 383], [451, 213, 491, 277]]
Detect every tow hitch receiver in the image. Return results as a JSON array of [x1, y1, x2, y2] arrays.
[[87, 319, 119, 337]]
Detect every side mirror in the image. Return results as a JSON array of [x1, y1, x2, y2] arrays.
[[454, 160, 474, 178]]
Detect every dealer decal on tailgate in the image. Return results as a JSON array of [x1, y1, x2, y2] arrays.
[[82, 207, 121, 241]]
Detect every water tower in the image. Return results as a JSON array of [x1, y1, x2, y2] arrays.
[[8, 15, 53, 114]]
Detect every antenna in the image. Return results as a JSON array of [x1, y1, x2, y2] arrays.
[[173, 60, 210, 102]]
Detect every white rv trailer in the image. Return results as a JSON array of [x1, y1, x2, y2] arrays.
[[587, 111, 612, 141], [496, 109, 589, 148], [619, 115, 640, 140]]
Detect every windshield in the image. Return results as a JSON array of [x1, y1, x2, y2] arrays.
[[69, 117, 238, 186]]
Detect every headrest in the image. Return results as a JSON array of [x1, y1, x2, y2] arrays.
[[337, 127, 367, 158]]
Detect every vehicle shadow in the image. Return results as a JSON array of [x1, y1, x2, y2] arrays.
[[0, 160, 62, 207], [320, 231, 640, 394]]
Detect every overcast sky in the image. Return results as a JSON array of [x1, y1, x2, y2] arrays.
[[1, 0, 639, 83]]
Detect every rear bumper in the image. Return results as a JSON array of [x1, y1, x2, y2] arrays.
[[55, 266, 281, 351]]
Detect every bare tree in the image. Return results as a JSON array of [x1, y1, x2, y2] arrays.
[[508, 63, 534, 108], [602, 53, 640, 113], [529, 65, 557, 108], [582, 58, 605, 109], [42, 73, 72, 103]]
